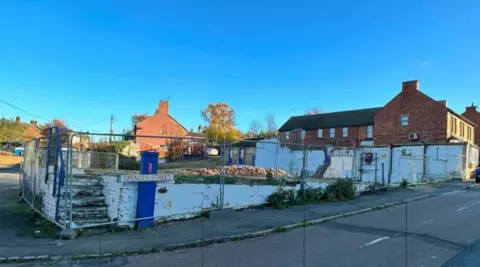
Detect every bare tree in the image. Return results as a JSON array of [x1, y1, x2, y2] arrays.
[[304, 108, 322, 115], [265, 114, 277, 132], [248, 120, 263, 137]]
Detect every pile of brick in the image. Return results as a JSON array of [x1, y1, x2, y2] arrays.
[[176, 165, 292, 178]]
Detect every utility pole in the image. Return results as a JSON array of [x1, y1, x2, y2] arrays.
[[109, 115, 114, 143]]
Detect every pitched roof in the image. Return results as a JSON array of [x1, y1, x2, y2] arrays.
[[447, 108, 476, 127], [278, 107, 381, 132]]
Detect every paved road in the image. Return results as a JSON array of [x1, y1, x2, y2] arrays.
[[5, 186, 480, 267], [0, 166, 20, 190]]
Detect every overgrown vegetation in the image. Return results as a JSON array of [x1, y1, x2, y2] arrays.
[[400, 179, 408, 188], [266, 179, 356, 209]]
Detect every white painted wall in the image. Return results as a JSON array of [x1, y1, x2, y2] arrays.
[[255, 138, 325, 176], [390, 146, 425, 183], [100, 174, 332, 229], [324, 149, 354, 179]]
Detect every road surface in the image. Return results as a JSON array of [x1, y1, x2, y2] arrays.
[[4, 185, 480, 266]]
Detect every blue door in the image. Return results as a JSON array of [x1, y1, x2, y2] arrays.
[[239, 148, 244, 165]]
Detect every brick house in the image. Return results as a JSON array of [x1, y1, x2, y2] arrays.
[[278, 80, 475, 148], [278, 107, 380, 148], [135, 100, 188, 156], [374, 80, 475, 145], [462, 104, 480, 146]]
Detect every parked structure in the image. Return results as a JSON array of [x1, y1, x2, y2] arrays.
[[462, 103, 480, 146], [225, 139, 257, 165]]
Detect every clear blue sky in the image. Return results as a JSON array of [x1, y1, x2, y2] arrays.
[[1, 0, 479, 134]]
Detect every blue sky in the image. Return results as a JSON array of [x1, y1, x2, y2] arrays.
[[1, 0, 479, 134]]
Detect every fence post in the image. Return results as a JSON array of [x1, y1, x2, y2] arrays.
[[219, 139, 227, 210]]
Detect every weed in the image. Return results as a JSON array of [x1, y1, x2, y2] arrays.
[[273, 226, 288, 233]]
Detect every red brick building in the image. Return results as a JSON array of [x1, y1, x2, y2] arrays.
[[278, 80, 476, 147], [135, 100, 188, 155], [462, 104, 480, 146], [374, 80, 475, 145], [278, 107, 380, 148]]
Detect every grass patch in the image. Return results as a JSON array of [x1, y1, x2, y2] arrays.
[[273, 226, 288, 233]]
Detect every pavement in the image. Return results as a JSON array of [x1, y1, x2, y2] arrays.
[[3, 184, 480, 267], [1, 167, 479, 266]]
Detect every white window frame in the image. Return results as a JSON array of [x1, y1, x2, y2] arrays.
[[300, 130, 305, 140], [342, 127, 348, 137], [285, 131, 290, 140], [330, 128, 335, 138], [400, 115, 409, 126], [317, 129, 323, 138], [367, 125, 373, 138]]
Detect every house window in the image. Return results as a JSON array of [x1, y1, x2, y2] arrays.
[[317, 129, 323, 138], [467, 127, 471, 140], [453, 118, 457, 134], [342, 127, 348, 137], [285, 131, 290, 140], [400, 115, 409, 126], [451, 118, 454, 134], [460, 122, 465, 137], [300, 130, 305, 140], [330, 128, 335, 138], [367, 125, 373, 138]]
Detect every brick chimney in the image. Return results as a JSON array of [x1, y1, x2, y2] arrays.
[[437, 100, 447, 107], [402, 80, 419, 94], [15, 116, 20, 123], [465, 103, 477, 114], [156, 100, 169, 114]]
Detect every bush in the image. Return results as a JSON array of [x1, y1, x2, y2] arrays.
[[325, 179, 355, 201], [267, 188, 296, 209], [400, 179, 408, 188]]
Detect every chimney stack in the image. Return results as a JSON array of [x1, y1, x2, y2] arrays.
[[437, 100, 447, 107], [157, 100, 169, 114], [402, 80, 419, 94], [466, 103, 477, 113], [15, 116, 20, 123]]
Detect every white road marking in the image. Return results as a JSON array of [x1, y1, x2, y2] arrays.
[[457, 200, 480, 211], [416, 219, 434, 227], [359, 237, 390, 248]]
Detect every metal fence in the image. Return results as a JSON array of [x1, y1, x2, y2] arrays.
[[20, 130, 474, 231]]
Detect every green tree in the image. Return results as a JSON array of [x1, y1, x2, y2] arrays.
[[0, 118, 26, 142], [201, 103, 241, 140]]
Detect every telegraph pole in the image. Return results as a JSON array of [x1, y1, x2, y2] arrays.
[[109, 115, 114, 142]]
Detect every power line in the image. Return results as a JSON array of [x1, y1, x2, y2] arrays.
[[0, 99, 51, 122]]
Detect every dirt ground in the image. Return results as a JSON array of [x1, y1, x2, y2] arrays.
[[0, 155, 21, 165]]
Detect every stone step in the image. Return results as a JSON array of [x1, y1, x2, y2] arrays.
[[60, 185, 104, 197], [70, 175, 102, 186], [58, 196, 106, 208], [73, 217, 111, 226], [60, 217, 111, 227]]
